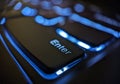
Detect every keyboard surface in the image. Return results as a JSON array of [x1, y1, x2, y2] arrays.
[[0, 0, 120, 83]]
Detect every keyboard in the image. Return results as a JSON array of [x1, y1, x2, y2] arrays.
[[0, 0, 120, 83]]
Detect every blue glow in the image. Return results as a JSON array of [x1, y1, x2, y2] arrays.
[[95, 13, 120, 27], [35, 16, 65, 26], [56, 70, 63, 75], [56, 66, 69, 75], [52, 0, 63, 5], [74, 3, 85, 13], [56, 29, 69, 38], [21, 7, 37, 16], [94, 45, 105, 51], [77, 41, 91, 49], [3, 29, 82, 80], [56, 58, 82, 76], [67, 36, 78, 43], [41, 1, 52, 10], [53, 6, 72, 16], [0, 18, 6, 25], [56, 28, 91, 50], [87, 52, 106, 67], [13, 2, 22, 10], [63, 67, 68, 71], [119, 32, 120, 37], [30, 0, 40, 5], [69, 13, 120, 38], [0, 34, 33, 84], [56, 28, 112, 51]]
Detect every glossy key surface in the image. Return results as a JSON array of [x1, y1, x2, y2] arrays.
[[59, 20, 113, 47], [4, 17, 85, 73]]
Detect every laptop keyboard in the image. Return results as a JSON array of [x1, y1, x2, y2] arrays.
[[0, 0, 120, 80]]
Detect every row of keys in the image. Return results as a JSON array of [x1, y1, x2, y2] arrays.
[[4, 1, 120, 21], [1, 1, 120, 52], [14, 2, 120, 38], [6, 0, 120, 21], [75, 2, 120, 33], [17, 5, 120, 38]]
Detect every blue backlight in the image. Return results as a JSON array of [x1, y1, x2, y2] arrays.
[[56, 29, 69, 38], [69, 13, 119, 38], [77, 41, 91, 49], [0, 18, 6, 25], [53, 6, 72, 16], [56, 66, 69, 75], [35, 15, 65, 26], [56, 28, 112, 52], [94, 45, 105, 51], [13, 2, 22, 10], [87, 52, 106, 67], [56, 28, 91, 50], [21, 7, 37, 16], [0, 34, 33, 84], [41, 1, 52, 10], [74, 3, 85, 13], [3, 29, 82, 80], [56, 57, 82, 76]]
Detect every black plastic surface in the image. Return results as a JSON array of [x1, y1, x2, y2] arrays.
[[5, 17, 85, 72]]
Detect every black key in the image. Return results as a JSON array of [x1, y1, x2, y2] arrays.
[[4, 17, 85, 74], [57, 19, 114, 51], [73, 2, 120, 33], [69, 13, 119, 38]]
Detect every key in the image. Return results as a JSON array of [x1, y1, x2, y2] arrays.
[[4, 17, 85, 73], [57, 19, 114, 51], [69, 13, 119, 38], [73, 2, 120, 36]]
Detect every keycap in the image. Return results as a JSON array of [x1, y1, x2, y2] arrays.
[[73, 2, 120, 36], [69, 13, 119, 38], [0, 17, 6, 25], [57, 18, 114, 51], [4, 17, 85, 73]]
